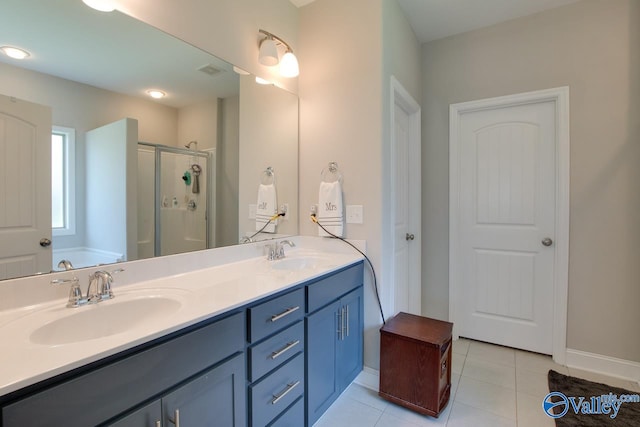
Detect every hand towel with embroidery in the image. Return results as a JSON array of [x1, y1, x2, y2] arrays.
[[318, 180, 344, 237], [256, 183, 277, 233]]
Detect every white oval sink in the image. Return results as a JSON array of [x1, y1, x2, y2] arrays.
[[271, 257, 326, 271], [29, 296, 182, 346]]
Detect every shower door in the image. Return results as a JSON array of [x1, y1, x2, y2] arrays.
[[137, 143, 210, 258]]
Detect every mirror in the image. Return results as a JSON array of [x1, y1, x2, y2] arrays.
[[0, 0, 298, 280]]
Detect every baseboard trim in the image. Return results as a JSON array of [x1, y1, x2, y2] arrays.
[[565, 348, 640, 383], [354, 367, 379, 392]]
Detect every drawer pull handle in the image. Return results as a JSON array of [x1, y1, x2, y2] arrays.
[[168, 409, 180, 427], [271, 306, 300, 322], [271, 380, 300, 405], [441, 360, 447, 376], [270, 340, 300, 359]]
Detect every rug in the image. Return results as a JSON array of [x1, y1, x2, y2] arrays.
[[546, 370, 640, 426]]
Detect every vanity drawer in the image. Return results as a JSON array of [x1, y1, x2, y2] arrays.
[[248, 321, 304, 382], [269, 396, 304, 427], [249, 353, 304, 427], [307, 263, 364, 313], [248, 288, 304, 343]]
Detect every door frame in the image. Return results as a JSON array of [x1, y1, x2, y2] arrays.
[[449, 87, 570, 364], [382, 76, 421, 317]]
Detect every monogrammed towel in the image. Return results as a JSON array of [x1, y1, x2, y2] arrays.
[[318, 181, 344, 237], [256, 183, 277, 233]]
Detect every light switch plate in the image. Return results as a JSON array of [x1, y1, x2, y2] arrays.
[[249, 204, 257, 219], [346, 205, 363, 224]]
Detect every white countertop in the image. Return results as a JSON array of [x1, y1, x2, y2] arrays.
[[0, 237, 364, 397]]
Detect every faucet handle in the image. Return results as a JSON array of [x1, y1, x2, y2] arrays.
[[264, 243, 276, 260], [51, 277, 85, 308]]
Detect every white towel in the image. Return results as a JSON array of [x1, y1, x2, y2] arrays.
[[256, 184, 277, 233], [318, 181, 344, 237]]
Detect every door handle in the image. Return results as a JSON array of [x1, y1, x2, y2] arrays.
[[541, 237, 553, 247], [167, 409, 180, 427], [39, 238, 52, 247], [406, 233, 415, 241]]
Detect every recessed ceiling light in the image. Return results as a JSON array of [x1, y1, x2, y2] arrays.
[[82, 0, 116, 12], [0, 46, 30, 60], [147, 90, 166, 99]]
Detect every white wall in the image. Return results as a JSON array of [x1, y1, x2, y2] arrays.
[[177, 99, 218, 151], [421, 0, 640, 363], [238, 76, 299, 240], [298, 0, 384, 369], [217, 96, 241, 247], [115, 0, 299, 93]]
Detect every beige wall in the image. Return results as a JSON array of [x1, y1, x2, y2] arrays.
[[298, 0, 385, 368], [178, 99, 218, 151], [421, 0, 640, 362]]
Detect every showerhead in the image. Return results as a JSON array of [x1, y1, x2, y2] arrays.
[[185, 140, 198, 150]]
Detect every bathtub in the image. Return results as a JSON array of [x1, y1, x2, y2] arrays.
[[52, 248, 124, 270]]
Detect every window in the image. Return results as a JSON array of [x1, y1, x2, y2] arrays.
[[51, 126, 76, 236]]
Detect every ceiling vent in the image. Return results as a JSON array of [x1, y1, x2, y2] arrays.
[[197, 64, 223, 76]]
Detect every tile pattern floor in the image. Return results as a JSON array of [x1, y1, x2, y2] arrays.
[[314, 339, 640, 427]]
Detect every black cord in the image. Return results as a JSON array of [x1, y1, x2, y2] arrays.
[[247, 213, 285, 241], [312, 215, 386, 324]]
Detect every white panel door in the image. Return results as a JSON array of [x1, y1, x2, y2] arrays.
[[0, 95, 52, 279], [457, 100, 556, 354], [389, 77, 421, 317]]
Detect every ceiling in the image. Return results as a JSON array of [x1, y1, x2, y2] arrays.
[[290, 0, 582, 43], [0, 0, 239, 108]]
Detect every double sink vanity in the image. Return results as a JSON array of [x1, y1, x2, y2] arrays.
[[0, 237, 365, 426]]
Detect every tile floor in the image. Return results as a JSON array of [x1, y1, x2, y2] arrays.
[[314, 338, 640, 427]]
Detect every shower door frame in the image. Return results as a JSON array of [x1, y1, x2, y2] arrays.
[[139, 142, 214, 257]]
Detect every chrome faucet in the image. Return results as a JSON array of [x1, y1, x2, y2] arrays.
[[275, 240, 296, 259], [57, 259, 74, 271], [51, 268, 124, 308]]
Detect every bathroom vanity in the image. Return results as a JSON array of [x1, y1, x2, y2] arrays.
[[0, 239, 364, 427]]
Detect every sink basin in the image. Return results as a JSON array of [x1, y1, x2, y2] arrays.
[[29, 295, 183, 346], [271, 256, 327, 271]]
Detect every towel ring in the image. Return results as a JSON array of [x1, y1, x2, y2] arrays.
[[261, 166, 275, 185], [320, 162, 343, 184]]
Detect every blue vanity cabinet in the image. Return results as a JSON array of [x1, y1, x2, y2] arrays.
[[305, 263, 364, 426], [247, 288, 305, 426], [1, 312, 246, 427]]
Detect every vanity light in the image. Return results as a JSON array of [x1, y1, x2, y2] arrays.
[[258, 29, 299, 78], [0, 46, 30, 60], [82, 0, 116, 12], [147, 90, 166, 99]]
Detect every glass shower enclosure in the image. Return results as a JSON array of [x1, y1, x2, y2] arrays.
[[138, 142, 212, 258]]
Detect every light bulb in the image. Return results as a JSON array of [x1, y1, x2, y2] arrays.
[[0, 46, 30, 60], [279, 51, 299, 78]]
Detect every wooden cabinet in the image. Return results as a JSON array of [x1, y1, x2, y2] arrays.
[[306, 264, 364, 426], [379, 313, 453, 417]]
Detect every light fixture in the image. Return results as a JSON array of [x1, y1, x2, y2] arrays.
[[82, 0, 116, 12], [147, 90, 166, 99], [255, 76, 271, 85], [0, 46, 30, 60], [258, 29, 299, 78], [232, 66, 250, 76]]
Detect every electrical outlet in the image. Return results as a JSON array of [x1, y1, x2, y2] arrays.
[[280, 203, 289, 221], [346, 205, 364, 224], [249, 204, 257, 219]]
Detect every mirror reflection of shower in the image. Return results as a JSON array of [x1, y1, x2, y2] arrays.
[[137, 142, 212, 259]]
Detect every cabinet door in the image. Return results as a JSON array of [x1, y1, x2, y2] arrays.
[[305, 300, 341, 426], [108, 400, 161, 427], [337, 287, 364, 391], [162, 353, 246, 427]]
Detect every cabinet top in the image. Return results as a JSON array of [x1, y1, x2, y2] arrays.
[[380, 312, 452, 346]]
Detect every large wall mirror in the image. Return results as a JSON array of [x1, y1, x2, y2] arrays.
[[0, 0, 298, 281]]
